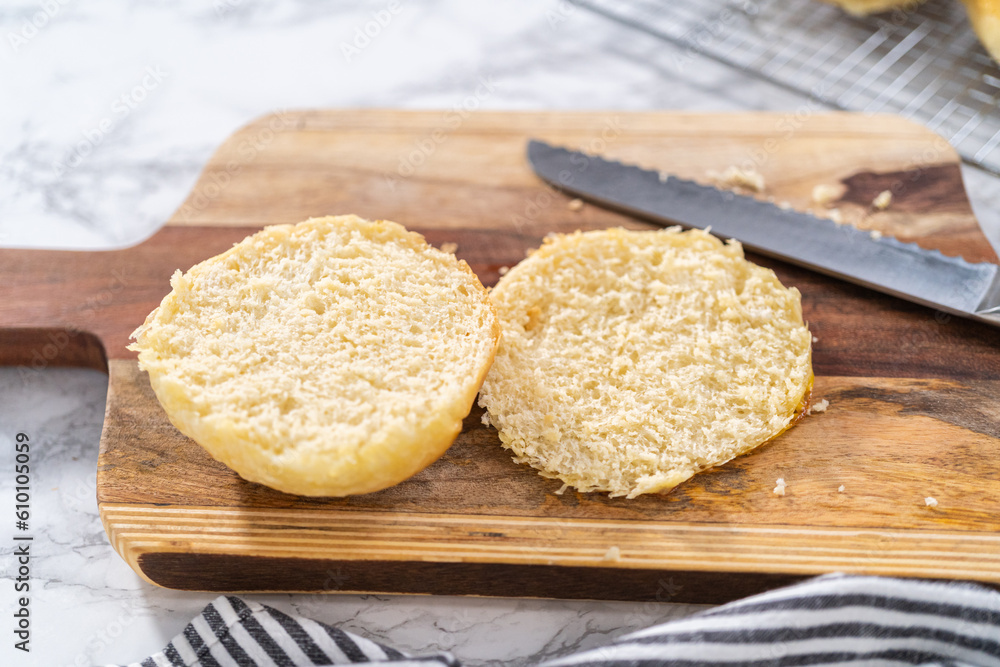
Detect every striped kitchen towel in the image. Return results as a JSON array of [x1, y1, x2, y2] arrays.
[[113, 574, 1000, 666], [113, 594, 459, 667], [539, 574, 1000, 667]]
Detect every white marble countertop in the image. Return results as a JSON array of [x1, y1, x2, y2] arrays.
[[2, 1, 999, 665]]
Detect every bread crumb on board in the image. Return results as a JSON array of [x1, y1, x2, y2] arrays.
[[567, 198, 584, 212], [440, 242, 458, 254], [872, 190, 893, 210], [812, 335, 819, 343], [498, 266, 510, 276], [812, 184, 842, 207], [925, 496, 939, 507], [773, 477, 787, 496], [808, 398, 830, 414], [838, 485, 846, 493], [709, 166, 766, 193], [603, 546, 622, 562]]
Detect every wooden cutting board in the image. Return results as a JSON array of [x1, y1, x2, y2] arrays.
[[3, 110, 999, 603]]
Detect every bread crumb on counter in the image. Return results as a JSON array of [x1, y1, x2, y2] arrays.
[[481, 412, 491, 427], [838, 485, 846, 493], [440, 242, 458, 254], [567, 198, 584, 212], [812, 184, 842, 207], [773, 477, 787, 496], [812, 335, 819, 343], [710, 166, 766, 193], [872, 190, 893, 210], [811, 398, 830, 413], [603, 545, 622, 562], [925, 496, 939, 507], [498, 266, 510, 276]]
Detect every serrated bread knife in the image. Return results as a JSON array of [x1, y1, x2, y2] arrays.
[[527, 140, 1000, 329]]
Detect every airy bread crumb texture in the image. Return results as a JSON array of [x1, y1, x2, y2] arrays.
[[479, 227, 812, 499], [130, 215, 499, 496]]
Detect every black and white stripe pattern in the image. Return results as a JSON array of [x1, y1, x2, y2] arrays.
[[539, 574, 1000, 667], [111, 595, 458, 667], [111, 575, 1000, 667]]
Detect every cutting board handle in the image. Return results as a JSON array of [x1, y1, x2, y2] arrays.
[[0, 327, 108, 375]]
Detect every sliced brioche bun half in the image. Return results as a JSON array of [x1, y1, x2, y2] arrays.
[[962, 0, 1000, 62], [130, 215, 500, 497], [478, 227, 813, 499], [820, 0, 923, 15]]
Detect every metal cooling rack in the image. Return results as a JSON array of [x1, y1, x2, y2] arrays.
[[573, 0, 1000, 175]]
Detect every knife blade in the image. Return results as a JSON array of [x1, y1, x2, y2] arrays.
[[527, 139, 1000, 329]]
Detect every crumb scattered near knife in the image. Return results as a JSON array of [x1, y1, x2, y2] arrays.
[[812, 183, 842, 207], [440, 242, 458, 254], [709, 166, 766, 193], [567, 198, 584, 211], [924, 496, 938, 507], [603, 546, 621, 562], [773, 478, 787, 496], [838, 485, 846, 493], [806, 398, 829, 415], [872, 190, 893, 210]]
